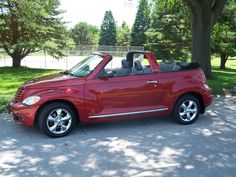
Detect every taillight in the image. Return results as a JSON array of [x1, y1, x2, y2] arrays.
[[200, 69, 207, 83], [203, 83, 210, 90]]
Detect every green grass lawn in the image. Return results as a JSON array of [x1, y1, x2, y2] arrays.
[[0, 57, 235, 113], [0, 67, 60, 112], [208, 57, 236, 95]]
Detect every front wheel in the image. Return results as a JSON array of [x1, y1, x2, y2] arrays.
[[173, 95, 200, 124], [38, 102, 76, 138]]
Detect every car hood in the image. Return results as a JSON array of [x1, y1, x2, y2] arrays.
[[23, 73, 85, 89]]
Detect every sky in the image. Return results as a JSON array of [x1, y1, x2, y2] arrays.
[[60, 0, 138, 28]]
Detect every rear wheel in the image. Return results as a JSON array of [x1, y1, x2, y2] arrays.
[[38, 102, 76, 138], [173, 95, 200, 124]]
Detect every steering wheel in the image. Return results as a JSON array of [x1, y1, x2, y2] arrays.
[[84, 65, 90, 71]]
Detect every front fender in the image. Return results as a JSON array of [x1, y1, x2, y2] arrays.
[[34, 87, 86, 121]]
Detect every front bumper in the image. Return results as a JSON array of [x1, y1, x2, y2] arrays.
[[9, 102, 39, 126]]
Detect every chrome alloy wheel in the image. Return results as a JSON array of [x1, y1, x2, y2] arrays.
[[179, 100, 198, 122], [47, 108, 72, 134]]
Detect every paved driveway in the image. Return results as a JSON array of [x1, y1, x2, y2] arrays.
[[0, 96, 236, 177]]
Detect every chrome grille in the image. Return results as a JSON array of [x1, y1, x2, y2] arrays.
[[13, 87, 24, 103]]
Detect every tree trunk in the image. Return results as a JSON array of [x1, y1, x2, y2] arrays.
[[191, 10, 212, 78], [10, 48, 30, 67], [220, 53, 228, 69], [184, 0, 227, 78], [12, 56, 23, 67]]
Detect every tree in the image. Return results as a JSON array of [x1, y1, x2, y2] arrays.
[[146, 1, 191, 60], [158, 0, 227, 78], [117, 22, 131, 46], [212, 1, 236, 69], [183, 0, 227, 78], [0, 0, 73, 67], [71, 22, 99, 46], [99, 10, 116, 46], [130, 0, 150, 46]]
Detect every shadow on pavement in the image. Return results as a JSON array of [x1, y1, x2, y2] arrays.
[[0, 96, 235, 177]]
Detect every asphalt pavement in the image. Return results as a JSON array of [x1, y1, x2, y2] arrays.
[[0, 96, 236, 177]]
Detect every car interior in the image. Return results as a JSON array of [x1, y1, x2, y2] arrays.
[[96, 52, 201, 78], [159, 60, 200, 72]]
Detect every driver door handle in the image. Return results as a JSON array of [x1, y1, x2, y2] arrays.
[[147, 80, 158, 84]]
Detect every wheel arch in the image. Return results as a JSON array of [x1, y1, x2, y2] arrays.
[[172, 92, 205, 114], [35, 99, 80, 126]]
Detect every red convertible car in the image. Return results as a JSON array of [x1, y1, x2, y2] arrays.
[[9, 51, 213, 137]]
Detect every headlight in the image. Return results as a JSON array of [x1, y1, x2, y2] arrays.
[[22, 96, 40, 105]]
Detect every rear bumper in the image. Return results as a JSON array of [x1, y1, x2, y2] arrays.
[[205, 94, 213, 107], [203, 93, 214, 111], [9, 102, 38, 126]]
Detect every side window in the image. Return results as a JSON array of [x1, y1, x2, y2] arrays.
[[104, 59, 131, 77], [104, 59, 122, 70], [97, 54, 153, 79], [95, 59, 124, 78]]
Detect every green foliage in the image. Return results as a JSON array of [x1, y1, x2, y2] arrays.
[[157, 0, 176, 8], [130, 0, 150, 46], [157, 0, 228, 78], [99, 10, 117, 46], [71, 22, 99, 45], [116, 22, 131, 46], [212, 1, 236, 61], [145, 1, 191, 60], [0, 0, 74, 67]]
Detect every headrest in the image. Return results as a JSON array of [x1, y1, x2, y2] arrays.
[[134, 60, 143, 71]]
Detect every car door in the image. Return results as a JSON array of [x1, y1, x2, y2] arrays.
[[84, 73, 168, 120]]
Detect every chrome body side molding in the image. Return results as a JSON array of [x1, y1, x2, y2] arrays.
[[89, 108, 168, 119]]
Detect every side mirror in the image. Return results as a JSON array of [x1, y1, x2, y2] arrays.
[[99, 71, 114, 80]]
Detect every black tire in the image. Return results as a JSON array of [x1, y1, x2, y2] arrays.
[[38, 102, 76, 138], [173, 94, 200, 124]]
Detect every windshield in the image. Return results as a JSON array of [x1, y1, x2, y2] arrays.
[[68, 55, 104, 77]]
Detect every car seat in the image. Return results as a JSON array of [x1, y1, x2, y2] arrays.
[[117, 59, 132, 76]]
